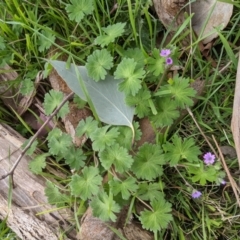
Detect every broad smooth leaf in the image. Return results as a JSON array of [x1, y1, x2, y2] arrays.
[[49, 60, 134, 127]]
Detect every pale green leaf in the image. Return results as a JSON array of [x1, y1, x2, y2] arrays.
[[49, 60, 135, 128]]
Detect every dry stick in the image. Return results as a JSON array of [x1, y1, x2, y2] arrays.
[[0, 91, 74, 181], [212, 135, 240, 207], [186, 107, 218, 157]]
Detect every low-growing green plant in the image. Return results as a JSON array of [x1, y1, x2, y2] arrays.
[[28, 21, 226, 240], [1, 0, 239, 239]]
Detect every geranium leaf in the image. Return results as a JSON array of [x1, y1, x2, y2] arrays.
[[91, 190, 121, 222], [86, 49, 113, 81], [163, 135, 201, 166], [49, 60, 135, 128], [65, 0, 94, 23], [70, 166, 102, 200], [140, 197, 173, 232], [99, 144, 134, 173], [114, 58, 145, 96], [95, 22, 126, 47]]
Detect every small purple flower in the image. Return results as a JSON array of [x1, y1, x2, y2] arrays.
[[160, 49, 171, 57], [166, 57, 173, 65], [203, 152, 215, 165], [191, 190, 202, 199], [220, 179, 226, 185]]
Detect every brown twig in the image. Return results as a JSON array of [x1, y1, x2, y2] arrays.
[[212, 135, 240, 207], [0, 91, 74, 181]]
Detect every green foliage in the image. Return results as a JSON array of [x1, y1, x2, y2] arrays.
[[188, 162, 218, 185], [109, 177, 139, 200], [37, 28, 56, 52], [132, 143, 165, 180], [164, 135, 201, 166], [65, 0, 94, 23], [90, 126, 120, 151], [114, 58, 145, 96], [95, 23, 126, 47], [126, 89, 151, 118], [147, 48, 165, 76], [91, 190, 121, 222], [3, 1, 233, 238], [86, 49, 113, 81], [22, 138, 38, 155], [150, 97, 180, 128], [70, 166, 102, 200], [63, 146, 86, 170], [139, 197, 173, 232], [45, 181, 69, 207], [156, 75, 196, 108], [43, 90, 69, 118], [47, 128, 73, 156], [99, 144, 134, 173], [0, 36, 6, 50], [137, 182, 165, 202], [20, 78, 34, 95], [76, 116, 99, 138], [29, 153, 48, 174]]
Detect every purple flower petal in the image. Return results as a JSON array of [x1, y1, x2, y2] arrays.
[[166, 57, 173, 65], [160, 49, 171, 57], [203, 152, 215, 165], [192, 190, 202, 199], [221, 179, 226, 185]]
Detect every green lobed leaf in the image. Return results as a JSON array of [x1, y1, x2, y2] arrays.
[[45, 181, 69, 207], [117, 121, 142, 150], [90, 126, 120, 151], [114, 58, 145, 96], [63, 146, 86, 170], [43, 89, 69, 118], [126, 88, 151, 118], [95, 22, 126, 47], [50, 60, 135, 128], [149, 97, 179, 128], [91, 190, 121, 222], [65, 0, 94, 23], [156, 75, 196, 108], [29, 153, 49, 174], [147, 48, 165, 76], [188, 162, 218, 185], [47, 128, 73, 156], [137, 182, 165, 202], [70, 166, 102, 200], [132, 143, 165, 180], [20, 78, 34, 95], [86, 49, 113, 82], [37, 28, 56, 52], [123, 48, 145, 68], [139, 197, 173, 232], [163, 135, 201, 166], [22, 138, 38, 156], [109, 177, 139, 200], [75, 116, 99, 138], [99, 144, 134, 173]]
